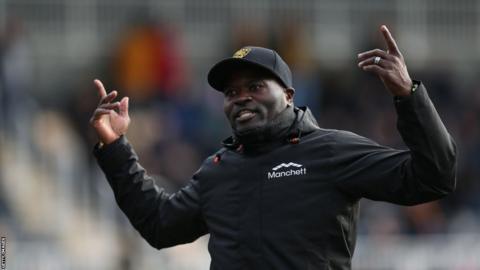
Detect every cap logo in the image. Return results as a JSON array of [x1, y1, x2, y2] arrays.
[[233, 48, 251, 58]]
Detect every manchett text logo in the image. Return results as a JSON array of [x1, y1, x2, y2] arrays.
[[267, 162, 307, 179]]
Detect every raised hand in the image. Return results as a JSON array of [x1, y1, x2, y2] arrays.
[[90, 79, 130, 145], [357, 25, 413, 96]]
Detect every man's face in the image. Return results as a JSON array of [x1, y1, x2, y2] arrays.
[[223, 67, 294, 135]]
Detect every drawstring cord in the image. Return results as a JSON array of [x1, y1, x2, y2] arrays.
[[287, 107, 306, 144], [288, 129, 302, 144], [213, 148, 228, 164]]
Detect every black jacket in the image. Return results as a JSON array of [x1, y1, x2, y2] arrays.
[[94, 82, 456, 270]]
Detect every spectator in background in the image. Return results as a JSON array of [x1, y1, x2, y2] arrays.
[[0, 17, 33, 138], [275, 21, 323, 115], [113, 18, 188, 103], [0, 17, 34, 222]]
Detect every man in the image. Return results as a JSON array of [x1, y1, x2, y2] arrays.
[[90, 25, 456, 270]]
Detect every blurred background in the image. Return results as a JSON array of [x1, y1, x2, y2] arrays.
[[1, 0, 480, 269]]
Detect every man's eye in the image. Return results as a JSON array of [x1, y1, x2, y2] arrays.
[[249, 82, 263, 92], [224, 89, 237, 97]]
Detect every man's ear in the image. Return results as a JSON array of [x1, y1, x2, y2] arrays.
[[284, 88, 295, 105]]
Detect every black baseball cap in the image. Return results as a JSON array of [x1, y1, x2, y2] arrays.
[[207, 46, 293, 92]]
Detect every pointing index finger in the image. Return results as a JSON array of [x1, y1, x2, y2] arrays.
[[381, 25, 400, 56], [94, 79, 107, 98]]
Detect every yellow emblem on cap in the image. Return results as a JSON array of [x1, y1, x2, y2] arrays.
[[233, 48, 251, 58]]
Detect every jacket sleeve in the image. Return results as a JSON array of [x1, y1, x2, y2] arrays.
[[94, 136, 208, 249], [332, 82, 457, 205]]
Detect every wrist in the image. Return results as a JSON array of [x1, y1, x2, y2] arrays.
[[393, 80, 421, 103], [100, 134, 121, 146], [393, 77, 420, 97], [97, 135, 122, 150], [395, 80, 414, 97]]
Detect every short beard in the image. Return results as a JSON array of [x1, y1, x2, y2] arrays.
[[234, 124, 266, 137], [233, 105, 295, 144]]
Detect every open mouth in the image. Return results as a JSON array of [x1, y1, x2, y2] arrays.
[[235, 109, 257, 122]]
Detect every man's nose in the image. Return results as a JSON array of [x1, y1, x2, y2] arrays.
[[233, 89, 253, 105]]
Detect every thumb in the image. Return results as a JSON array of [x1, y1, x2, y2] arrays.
[[119, 97, 129, 117]]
